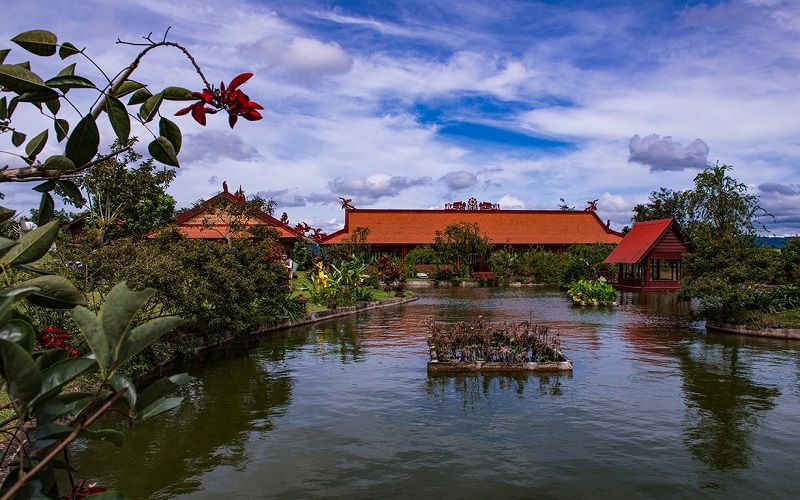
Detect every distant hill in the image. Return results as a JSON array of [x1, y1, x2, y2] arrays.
[[756, 236, 797, 248]]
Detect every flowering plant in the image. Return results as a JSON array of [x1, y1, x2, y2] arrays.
[[37, 327, 79, 357], [175, 72, 263, 128]]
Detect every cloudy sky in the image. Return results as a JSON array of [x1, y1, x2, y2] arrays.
[[2, 0, 800, 234]]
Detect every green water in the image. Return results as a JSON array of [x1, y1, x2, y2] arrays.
[[69, 287, 800, 498]]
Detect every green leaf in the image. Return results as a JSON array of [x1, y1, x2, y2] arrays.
[[0, 64, 57, 95], [137, 373, 190, 414], [72, 306, 110, 372], [0, 206, 15, 224], [43, 154, 75, 170], [13, 61, 31, 70], [32, 422, 74, 442], [159, 117, 182, 154], [54, 119, 69, 142], [137, 396, 184, 423], [0, 96, 7, 120], [12, 30, 58, 56], [81, 428, 125, 447], [117, 316, 184, 368], [0, 49, 8, 64], [162, 86, 194, 100], [33, 348, 69, 371], [59, 42, 80, 60], [45, 97, 60, 115], [0, 236, 16, 261], [105, 95, 130, 143], [32, 356, 96, 409], [11, 130, 26, 147], [109, 373, 137, 413], [148, 136, 179, 167], [112, 80, 145, 98], [55, 63, 75, 78], [14, 90, 60, 103], [18, 275, 88, 308], [37, 192, 54, 225], [0, 318, 36, 352], [33, 180, 56, 193], [65, 114, 99, 168], [25, 129, 48, 159], [45, 75, 95, 90], [0, 220, 58, 267], [56, 179, 85, 207], [139, 91, 164, 122], [0, 338, 42, 415], [101, 283, 155, 361], [127, 87, 152, 105]]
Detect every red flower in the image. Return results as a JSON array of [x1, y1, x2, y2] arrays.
[[175, 73, 264, 128]]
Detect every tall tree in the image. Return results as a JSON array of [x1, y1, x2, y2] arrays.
[[678, 163, 779, 321], [78, 139, 176, 241]]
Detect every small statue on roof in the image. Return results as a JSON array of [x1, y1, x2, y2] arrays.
[[339, 197, 355, 210], [280, 212, 289, 224], [585, 199, 599, 211], [223, 181, 229, 193]]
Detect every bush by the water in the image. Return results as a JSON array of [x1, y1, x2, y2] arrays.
[[567, 278, 617, 304]]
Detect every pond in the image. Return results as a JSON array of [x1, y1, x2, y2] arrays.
[[70, 287, 800, 498]]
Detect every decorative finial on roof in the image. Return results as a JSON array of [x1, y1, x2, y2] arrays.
[[236, 185, 245, 200], [223, 181, 229, 193], [585, 199, 599, 211], [339, 197, 355, 210]]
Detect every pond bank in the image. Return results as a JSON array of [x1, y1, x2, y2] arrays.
[[142, 296, 419, 383], [706, 321, 800, 340]]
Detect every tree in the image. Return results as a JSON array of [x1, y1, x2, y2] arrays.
[[434, 221, 492, 277], [631, 187, 689, 227], [686, 162, 770, 240], [0, 28, 263, 498], [78, 139, 177, 241], [678, 163, 778, 321]]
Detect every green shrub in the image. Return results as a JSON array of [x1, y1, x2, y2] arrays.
[[566, 278, 618, 303]]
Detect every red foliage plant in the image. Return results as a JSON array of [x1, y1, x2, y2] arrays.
[[175, 72, 264, 128]]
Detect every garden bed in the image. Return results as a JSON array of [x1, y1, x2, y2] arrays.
[[426, 317, 572, 373]]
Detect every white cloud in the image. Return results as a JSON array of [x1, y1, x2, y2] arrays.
[[628, 134, 709, 171], [245, 36, 353, 82]]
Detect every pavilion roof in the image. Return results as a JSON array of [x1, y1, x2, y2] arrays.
[[321, 209, 623, 246], [603, 218, 681, 264]]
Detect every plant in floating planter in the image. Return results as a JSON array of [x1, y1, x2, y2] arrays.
[[566, 278, 618, 305]]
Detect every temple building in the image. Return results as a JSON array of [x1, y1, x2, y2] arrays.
[[321, 198, 623, 261]]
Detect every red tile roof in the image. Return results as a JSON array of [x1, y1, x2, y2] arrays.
[[151, 189, 301, 240], [603, 219, 677, 264], [322, 209, 623, 246]]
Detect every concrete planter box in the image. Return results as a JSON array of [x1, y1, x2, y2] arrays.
[[705, 322, 800, 340], [427, 358, 573, 373]]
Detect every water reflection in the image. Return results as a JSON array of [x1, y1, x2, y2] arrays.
[[675, 339, 780, 471], [426, 372, 568, 408], [73, 338, 299, 498]]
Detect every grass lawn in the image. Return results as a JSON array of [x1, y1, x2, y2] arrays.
[[745, 309, 800, 329]]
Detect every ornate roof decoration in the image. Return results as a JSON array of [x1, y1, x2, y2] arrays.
[[445, 197, 500, 211]]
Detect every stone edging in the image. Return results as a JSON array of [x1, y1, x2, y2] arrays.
[[705, 321, 800, 340], [254, 296, 419, 334]]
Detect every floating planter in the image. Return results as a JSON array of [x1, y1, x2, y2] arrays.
[[426, 317, 572, 373], [566, 278, 619, 307]]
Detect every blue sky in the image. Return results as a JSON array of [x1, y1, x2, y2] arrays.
[[3, 0, 800, 234]]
